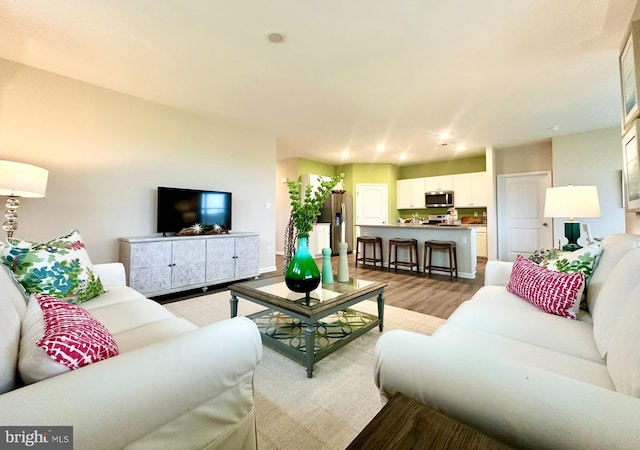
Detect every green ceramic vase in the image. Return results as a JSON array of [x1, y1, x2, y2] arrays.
[[285, 237, 321, 293]]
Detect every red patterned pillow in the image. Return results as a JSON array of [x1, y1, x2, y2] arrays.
[[507, 255, 585, 319], [36, 293, 118, 370]]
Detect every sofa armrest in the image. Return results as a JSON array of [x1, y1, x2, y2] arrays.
[[484, 260, 514, 286], [93, 262, 126, 286], [374, 330, 640, 449], [0, 316, 262, 450]]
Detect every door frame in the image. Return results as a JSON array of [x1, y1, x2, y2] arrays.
[[496, 171, 552, 260]]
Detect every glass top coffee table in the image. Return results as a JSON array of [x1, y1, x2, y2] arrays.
[[230, 276, 386, 378]]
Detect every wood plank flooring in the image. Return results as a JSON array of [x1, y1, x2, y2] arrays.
[[157, 254, 485, 321], [276, 254, 485, 320]]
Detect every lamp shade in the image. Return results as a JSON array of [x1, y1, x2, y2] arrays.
[[543, 185, 600, 219], [0, 160, 48, 198]]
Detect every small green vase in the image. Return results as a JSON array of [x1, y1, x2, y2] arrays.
[[285, 237, 321, 294]]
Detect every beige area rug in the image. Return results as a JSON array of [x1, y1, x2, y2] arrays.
[[164, 291, 445, 450]]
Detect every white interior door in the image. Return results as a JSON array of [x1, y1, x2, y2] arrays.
[[497, 172, 552, 261], [355, 183, 388, 237]]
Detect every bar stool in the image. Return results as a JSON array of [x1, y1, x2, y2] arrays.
[[424, 240, 458, 280], [388, 238, 420, 274], [355, 236, 383, 269]]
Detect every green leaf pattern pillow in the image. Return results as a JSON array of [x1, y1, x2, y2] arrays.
[[0, 230, 104, 304], [529, 243, 602, 310]]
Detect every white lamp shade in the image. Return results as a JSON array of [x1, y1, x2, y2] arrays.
[[0, 160, 48, 198], [544, 185, 600, 219]]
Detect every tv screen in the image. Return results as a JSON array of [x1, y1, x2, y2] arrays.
[[157, 187, 232, 233]]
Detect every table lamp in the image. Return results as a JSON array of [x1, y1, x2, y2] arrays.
[[543, 185, 600, 251], [0, 160, 48, 238]]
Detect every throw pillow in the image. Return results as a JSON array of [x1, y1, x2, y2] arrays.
[[529, 243, 602, 312], [0, 229, 105, 304], [507, 255, 585, 319], [19, 293, 119, 384]]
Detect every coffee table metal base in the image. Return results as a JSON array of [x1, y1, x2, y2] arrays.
[[248, 308, 378, 377]]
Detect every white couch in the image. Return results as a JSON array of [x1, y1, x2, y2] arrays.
[[374, 233, 640, 449], [0, 262, 262, 450]]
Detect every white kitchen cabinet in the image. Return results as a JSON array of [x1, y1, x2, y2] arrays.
[[475, 226, 487, 258], [397, 178, 426, 209], [424, 175, 453, 192], [453, 172, 488, 207], [120, 233, 259, 296], [306, 223, 330, 257]]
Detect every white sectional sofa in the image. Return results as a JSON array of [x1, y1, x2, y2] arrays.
[[374, 233, 640, 449], [0, 262, 262, 450]]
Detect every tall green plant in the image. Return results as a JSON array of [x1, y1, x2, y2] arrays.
[[286, 173, 344, 239]]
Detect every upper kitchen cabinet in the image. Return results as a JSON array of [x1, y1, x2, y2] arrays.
[[397, 178, 426, 209], [424, 175, 453, 192], [453, 172, 488, 207]]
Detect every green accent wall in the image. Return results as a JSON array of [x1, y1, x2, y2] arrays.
[[297, 159, 337, 178], [399, 155, 486, 179], [291, 156, 486, 225]]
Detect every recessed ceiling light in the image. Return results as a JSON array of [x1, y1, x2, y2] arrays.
[[375, 144, 386, 152], [439, 131, 450, 140], [456, 144, 467, 151], [399, 153, 408, 161], [341, 150, 350, 159], [266, 30, 286, 43]]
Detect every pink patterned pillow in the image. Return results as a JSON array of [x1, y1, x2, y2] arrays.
[[36, 293, 118, 370], [507, 255, 585, 319]]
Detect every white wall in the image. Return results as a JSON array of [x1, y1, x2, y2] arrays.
[[0, 58, 277, 273], [551, 127, 625, 244]]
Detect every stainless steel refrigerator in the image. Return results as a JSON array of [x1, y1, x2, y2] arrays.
[[319, 193, 353, 255]]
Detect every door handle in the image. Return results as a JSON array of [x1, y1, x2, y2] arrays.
[[542, 222, 548, 227]]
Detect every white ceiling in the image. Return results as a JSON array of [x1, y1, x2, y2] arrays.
[[0, 1, 637, 165]]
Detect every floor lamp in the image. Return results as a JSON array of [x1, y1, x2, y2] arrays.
[[543, 185, 600, 252], [0, 161, 49, 238]]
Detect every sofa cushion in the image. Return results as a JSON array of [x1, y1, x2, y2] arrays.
[[591, 248, 640, 358], [80, 286, 147, 311], [0, 264, 30, 394], [19, 293, 119, 384], [434, 323, 614, 389], [0, 230, 105, 304], [507, 255, 584, 319], [85, 298, 176, 335], [606, 283, 640, 397], [587, 233, 640, 313], [113, 318, 198, 353], [447, 286, 603, 363]]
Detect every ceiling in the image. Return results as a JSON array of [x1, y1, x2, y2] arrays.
[[0, 1, 637, 165]]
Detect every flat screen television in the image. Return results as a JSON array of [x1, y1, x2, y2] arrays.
[[157, 187, 232, 233]]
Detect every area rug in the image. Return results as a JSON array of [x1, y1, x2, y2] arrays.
[[164, 291, 445, 449]]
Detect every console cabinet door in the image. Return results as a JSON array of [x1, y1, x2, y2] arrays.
[[235, 235, 260, 279], [206, 238, 236, 283], [128, 241, 172, 294], [171, 239, 206, 289]]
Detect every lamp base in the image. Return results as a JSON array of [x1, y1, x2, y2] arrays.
[[2, 195, 19, 238], [563, 222, 582, 252]]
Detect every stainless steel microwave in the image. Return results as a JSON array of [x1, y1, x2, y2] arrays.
[[425, 191, 454, 208]]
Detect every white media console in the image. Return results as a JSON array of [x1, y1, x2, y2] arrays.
[[119, 232, 259, 297]]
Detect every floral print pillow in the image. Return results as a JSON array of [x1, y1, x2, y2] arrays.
[[0, 230, 105, 304], [529, 243, 602, 310]]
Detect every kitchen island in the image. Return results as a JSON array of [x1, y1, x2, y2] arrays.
[[357, 224, 477, 279]]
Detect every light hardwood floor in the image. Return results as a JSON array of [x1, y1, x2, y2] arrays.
[[157, 254, 485, 320], [275, 253, 485, 320]]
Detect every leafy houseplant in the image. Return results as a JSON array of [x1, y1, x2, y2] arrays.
[[284, 174, 344, 295]]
